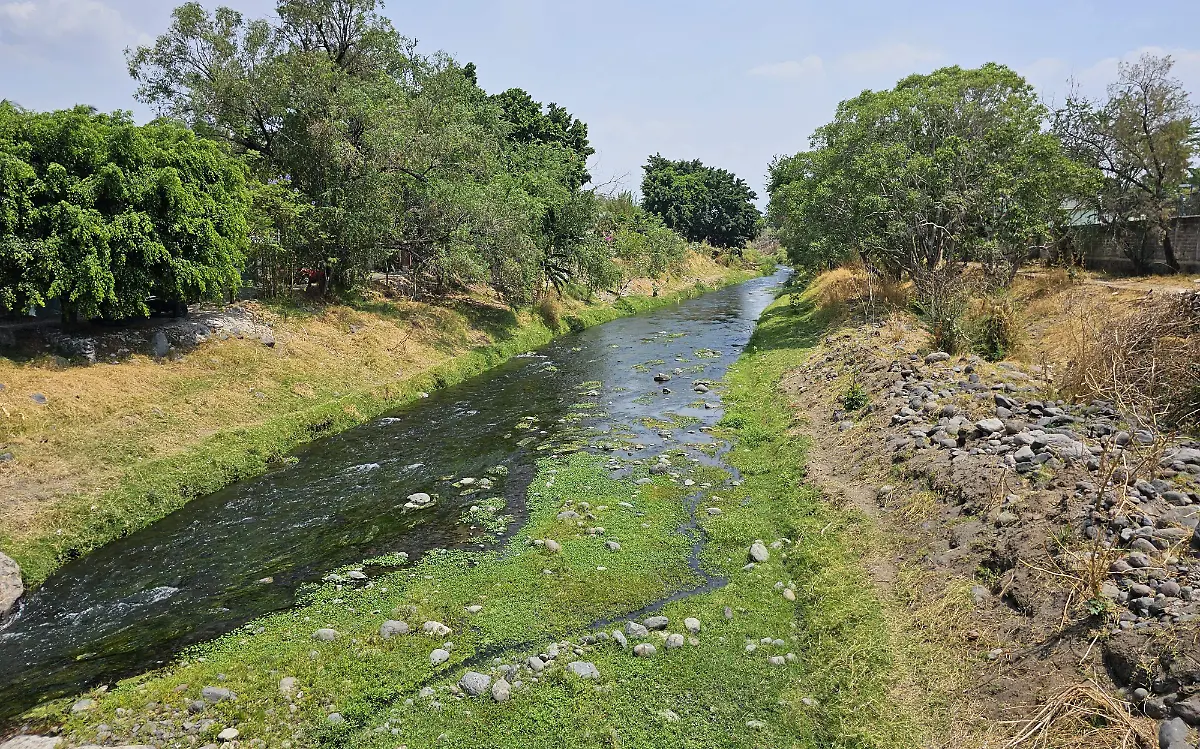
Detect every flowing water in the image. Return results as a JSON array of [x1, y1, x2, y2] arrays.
[[0, 270, 787, 719]]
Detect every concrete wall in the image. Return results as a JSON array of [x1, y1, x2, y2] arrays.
[[1072, 216, 1200, 275]]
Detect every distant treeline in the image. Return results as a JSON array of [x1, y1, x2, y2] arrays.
[[0, 0, 762, 322]]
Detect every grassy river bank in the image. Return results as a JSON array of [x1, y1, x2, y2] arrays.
[[14, 286, 933, 748], [0, 254, 758, 591]]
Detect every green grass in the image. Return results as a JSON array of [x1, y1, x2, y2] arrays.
[[40, 289, 919, 748], [4, 272, 755, 589]]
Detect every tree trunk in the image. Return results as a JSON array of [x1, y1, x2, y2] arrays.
[[1162, 225, 1181, 273]]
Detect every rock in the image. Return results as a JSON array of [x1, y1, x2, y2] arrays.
[[568, 661, 601, 679], [312, 628, 339, 641], [707, 507, 722, 516], [151, 331, 170, 358], [1160, 717, 1190, 747], [925, 352, 951, 364], [557, 510, 581, 521], [643, 615, 669, 630], [380, 620, 409, 638], [422, 621, 451, 637], [749, 541, 770, 563], [327, 712, 345, 725], [694, 384, 710, 393], [1173, 696, 1200, 726], [527, 655, 545, 672], [430, 648, 450, 666], [217, 728, 239, 741], [605, 540, 621, 552], [404, 492, 434, 509], [260, 331, 276, 348], [0, 739, 63, 749], [633, 643, 657, 657], [279, 677, 297, 695], [544, 539, 562, 553], [976, 418, 1005, 435], [664, 633, 685, 649], [71, 698, 96, 713], [625, 621, 649, 639], [346, 570, 367, 580], [0, 552, 23, 617], [458, 671, 492, 697], [782, 587, 796, 601], [684, 617, 701, 634], [491, 678, 511, 702], [201, 686, 233, 703]]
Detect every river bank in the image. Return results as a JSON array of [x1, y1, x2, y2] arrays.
[[0, 252, 760, 594], [4, 271, 931, 748]]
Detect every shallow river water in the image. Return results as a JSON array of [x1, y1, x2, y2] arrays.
[[0, 270, 787, 719]]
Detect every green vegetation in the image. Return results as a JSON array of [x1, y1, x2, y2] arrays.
[[41, 290, 917, 748], [1053, 54, 1199, 273], [767, 64, 1078, 294], [4, 271, 753, 589], [641, 155, 761, 249], [0, 104, 249, 320]]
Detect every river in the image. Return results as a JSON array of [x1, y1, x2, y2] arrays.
[[0, 269, 787, 720]]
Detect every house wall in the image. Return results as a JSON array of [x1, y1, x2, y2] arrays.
[[1074, 216, 1200, 274]]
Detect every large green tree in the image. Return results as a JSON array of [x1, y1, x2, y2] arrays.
[[129, 0, 615, 304], [1053, 54, 1198, 272], [640, 156, 760, 249], [0, 103, 249, 320], [768, 64, 1077, 291]]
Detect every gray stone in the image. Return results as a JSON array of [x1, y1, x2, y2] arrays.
[[0, 738, 63, 749], [664, 633, 685, 649], [217, 728, 239, 741], [201, 686, 233, 703], [611, 630, 628, 648], [568, 661, 601, 679], [422, 621, 451, 637], [0, 552, 23, 617], [260, 331, 276, 348], [624, 621, 649, 638], [491, 678, 511, 702], [643, 615, 669, 630], [527, 655, 545, 672], [605, 540, 621, 552], [925, 352, 951, 364], [71, 698, 96, 713], [430, 648, 451, 666], [379, 620, 409, 638], [279, 677, 297, 695], [459, 671, 492, 697], [327, 712, 344, 725], [749, 541, 770, 563], [1173, 696, 1200, 726], [684, 617, 702, 634], [150, 330, 170, 358], [312, 628, 339, 641], [976, 418, 1005, 435], [1159, 717, 1190, 747], [633, 643, 656, 657], [544, 539, 562, 553]]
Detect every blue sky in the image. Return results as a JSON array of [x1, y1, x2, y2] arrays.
[[3, 0, 1200, 203]]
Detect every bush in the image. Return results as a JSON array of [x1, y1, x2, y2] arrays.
[[971, 296, 1020, 362], [1061, 291, 1200, 430], [537, 296, 563, 329]]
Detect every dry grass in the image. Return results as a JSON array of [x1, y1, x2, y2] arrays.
[[1000, 682, 1155, 749], [808, 265, 910, 319], [1058, 291, 1200, 430], [0, 251, 741, 554]]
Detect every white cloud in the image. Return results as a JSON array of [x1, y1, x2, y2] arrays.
[[748, 56, 824, 80], [1022, 46, 1200, 104], [0, 0, 150, 63], [835, 42, 942, 75]]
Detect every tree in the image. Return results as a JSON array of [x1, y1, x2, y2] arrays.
[[640, 156, 760, 249], [1053, 54, 1199, 272], [129, 1, 618, 304], [0, 103, 249, 320], [767, 64, 1076, 291]]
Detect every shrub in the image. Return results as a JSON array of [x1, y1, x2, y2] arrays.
[[841, 376, 870, 411], [971, 296, 1020, 362], [537, 296, 563, 329]]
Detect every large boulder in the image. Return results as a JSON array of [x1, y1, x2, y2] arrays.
[[0, 552, 23, 618]]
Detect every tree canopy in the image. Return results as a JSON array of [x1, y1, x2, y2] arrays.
[[0, 103, 249, 320], [1053, 54, 1198, 272], [126, 0, 620, 305], [767, 64, 1077, 290], [640, 156, 760, 249]]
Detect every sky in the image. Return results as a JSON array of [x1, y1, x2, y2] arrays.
[[3, 0, 1200, 204]]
